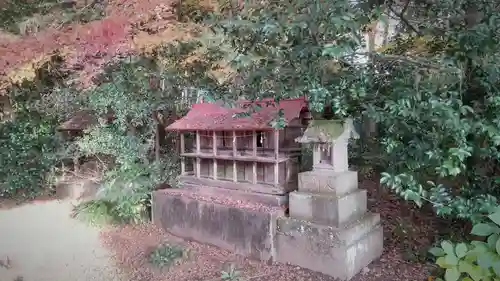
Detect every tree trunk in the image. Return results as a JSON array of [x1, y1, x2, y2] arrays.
[[364, 20, 379, 137]]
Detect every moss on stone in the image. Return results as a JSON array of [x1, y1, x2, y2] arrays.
[[296, 119, 353, 143]]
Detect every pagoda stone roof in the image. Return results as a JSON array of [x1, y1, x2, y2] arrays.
[[295, 118, 359, 144]]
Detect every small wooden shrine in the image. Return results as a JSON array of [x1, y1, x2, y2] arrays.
[[57, 110, 99, 140], [56, 110, 100, 174], [166, 97, 311, 198]]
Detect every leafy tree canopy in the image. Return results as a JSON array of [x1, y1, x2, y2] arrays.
[[192, 0, 500, 222]]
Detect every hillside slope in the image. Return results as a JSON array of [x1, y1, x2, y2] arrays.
[[0, 0, 196, 91]]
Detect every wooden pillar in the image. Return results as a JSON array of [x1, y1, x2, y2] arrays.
[[252, 130, 257, 184], [196, 130, 201, 178], [274, 129, 279, 186], [180, 132, 186, 175], [213, 131, 217, 180], [232, 131, 237, 182]]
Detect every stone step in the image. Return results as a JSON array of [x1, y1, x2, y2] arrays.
[[288, 189, 367, 227]]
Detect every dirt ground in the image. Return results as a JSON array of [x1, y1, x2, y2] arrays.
[[0, 199, 126, 281], [0, 174, 441, 281], [100, 223, 431, 281], [100, 174, 439, 281]]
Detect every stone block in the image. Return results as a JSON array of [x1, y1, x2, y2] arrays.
[[298, 170, 358, 196], [152, 189, 280, 261], [289, 190, 367, 226], [55, 179, 99, 204], [275, 214, 383, 280]]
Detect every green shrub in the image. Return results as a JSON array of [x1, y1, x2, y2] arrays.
[[0, 54, 71, 199], [71, 199, 119, 225], [0, 117, 60, 198], [67, 57, 178, 224], [149, 243, 185, 267], [176, 0, 213, 22], [430, 208, 500, 281], [221, 264, 242, 281], [72, 160, 178, 224]]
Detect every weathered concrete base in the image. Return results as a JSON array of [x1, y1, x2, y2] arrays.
[[289, 190, 367, 226], [275, 213, 383, 280], [152, 188, 283, 261]]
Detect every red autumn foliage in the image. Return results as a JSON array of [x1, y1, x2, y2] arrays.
[[0, 0, 178, 88], [65, 17, 134, 87], [0, 17, 131, 77]]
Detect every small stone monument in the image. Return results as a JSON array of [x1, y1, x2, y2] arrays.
[[274, 118, 383, 280], [294, 118, 359, 196]]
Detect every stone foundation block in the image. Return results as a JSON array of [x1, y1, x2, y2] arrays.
[[298, 170, 358, 196], [152, 189, 281, 261], [289, 190, 367, 226], [55, 179, 99, 204], [274, 213, 383, 280]]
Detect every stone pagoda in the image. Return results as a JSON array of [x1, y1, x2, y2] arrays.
[[273, 118, 383, 280]]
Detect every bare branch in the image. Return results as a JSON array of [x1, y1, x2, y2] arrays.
[[344, 51, 456, 70], [388, 0, 423, 36]]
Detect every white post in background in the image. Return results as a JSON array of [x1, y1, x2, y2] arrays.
[[180, 133, 186, 175]]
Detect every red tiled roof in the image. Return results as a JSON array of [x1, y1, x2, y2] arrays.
[[167, 97, 308, 131]]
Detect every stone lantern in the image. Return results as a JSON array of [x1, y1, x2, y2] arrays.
[[273, 118, 383, 280]]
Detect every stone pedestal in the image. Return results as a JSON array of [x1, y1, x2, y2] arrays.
[[289, 189, 367, 226], [275, 214, 383, 280], [275, 168, 383, 280]]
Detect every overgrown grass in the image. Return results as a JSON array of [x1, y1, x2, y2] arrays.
[[71, 199, 122, 225], [71, 194, 150, 226]]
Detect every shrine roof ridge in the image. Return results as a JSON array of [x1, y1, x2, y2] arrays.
[[166, 97, 309, 131]]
